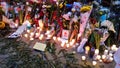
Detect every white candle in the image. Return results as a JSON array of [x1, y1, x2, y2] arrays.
[[66, 43, 70, 48], [111, 44, 117, 51], [104, 50, 108, 55], [24, 34, 28, 38], [27, 30, 30, 33], [65, 40, 68, 43], [57, 37, 61, 41], [99, 59, 102, 62], [30, 37, 34, 40], [35, 33, 39, 37], [109, 57, 113, 61], [82, 56, 86, 60], [61, 42, 65, 47], [48, 34, 52, 38], [97, 55, 101, 60], [92, 61, 97, 66], [39, 34, 43, 40], [95, 49, 99, 55], [53, 36, 56, 40], [30, 32, 34, 37], [102, 55, 106, 59], [109, 53, 113, 57]]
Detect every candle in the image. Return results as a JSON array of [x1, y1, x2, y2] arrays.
[[39, 34, 43, 40], [104, 49, 108, 55], [48, 34, 52, 38], [102, 55, 106, 59], [46, 30, 50, 35], [26, 2, 29, 5], [109, 57, 113, 62], [92, 61, 97, 66], [57, 37, 61, 41], [24, 34, 28, 38], [53, 36, 56, 40], [65, 40, 68, 43], [61, 42, 65, 47], [78, 33, 81, 38], [85, 46, 90, 54], [95, 49, 99, 55], [35, 33, 39, 37], [82, 56, 86, 60], [27, 29, 30, 33], [99, 59, 102, 62], [111, 44, 117, 51], [30, 32, 34, 37], [66, 43, 70, 48], [97, 55, 101, 60], [109, 53, 113, 57], [30, 37, 34, 40]]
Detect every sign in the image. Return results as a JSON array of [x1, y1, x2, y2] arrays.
[[33, 42, 47, 51], [62, 30, 69, 40]]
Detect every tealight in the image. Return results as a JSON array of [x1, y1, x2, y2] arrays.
[[95, 49, 99, 55], [109, 57, 113, 61], [35, 33, 39, 37], [30, 37, 34, 40], [66, 43, 70, 48], [27, 30, 30, 33], [53, 36, 56, 40], [57, 37, 61, 41], [97, 55, 101, 60], [24, 34, 28, 38], [61, 42, 65, 47], [39, 34, 43, 40], [82, 56, 86, 60], [102, 55, 106, 59], [30, 32, 34, 37], [92, 61, 97, 66]]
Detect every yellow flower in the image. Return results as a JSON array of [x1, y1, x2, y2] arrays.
[[59, 3, 63, 8], [80, 5, 91, 12]]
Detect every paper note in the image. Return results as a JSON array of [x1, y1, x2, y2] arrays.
[[33, 42, 47, 51]]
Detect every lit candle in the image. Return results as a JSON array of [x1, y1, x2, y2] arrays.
[[109, 57, 113, 62], [97, 55, 101, 60], [15, 23, 18, 27], [26, 2, 29, 5], [66, 43, 70, 48], [30, 32, 34, 37], [57, 37, 61, 41], [78, 33, 81, 38], [53, 36, 56, 40], [92, 61, 97, 66], [82, 56, 86, 60], [35, 33, 39, 37], [65, 40, 68, 43], [99, 59, 102, 62], [24, 34, 28, 38], [39, 34, 44, 40], [27, 29, 30, 33], [111, 44, 117, 51], [46, 30, 50, 35], [85, 46, 90, 54], [61, 42, 65, 47], [47, 34, 52, 38], [30, 37, 34, 40], [95, 49, 99, 55], [104, 50, 108, 55], [102, 55, 106, 59], [109, 53, 113, 57]]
